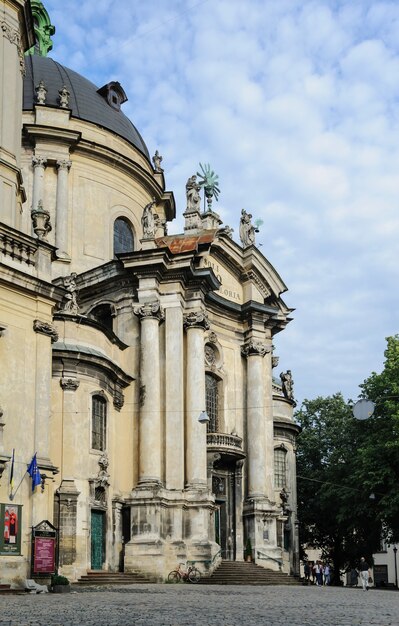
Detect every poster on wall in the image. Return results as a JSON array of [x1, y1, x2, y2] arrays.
[[0, 503, 22, 555], [31, 520, 57, 576]]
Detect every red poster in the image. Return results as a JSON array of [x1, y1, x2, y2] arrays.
[[33, 536, 55, 574]]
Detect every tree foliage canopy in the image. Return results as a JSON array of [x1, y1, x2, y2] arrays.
[[296, 336, 399, 576]]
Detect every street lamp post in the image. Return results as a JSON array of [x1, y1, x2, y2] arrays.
[[393, 545, 398, 589]]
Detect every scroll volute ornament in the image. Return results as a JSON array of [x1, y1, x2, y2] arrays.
[[134, 301, 164, 322], [183, 310, 210, 331]]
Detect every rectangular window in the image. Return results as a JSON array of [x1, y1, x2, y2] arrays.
[[92, 395, 106, 451], [274, 448, 287, 489]]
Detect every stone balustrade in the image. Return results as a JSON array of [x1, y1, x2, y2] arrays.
[[207, 432, 243, 451], [0, 225, 37, 266]]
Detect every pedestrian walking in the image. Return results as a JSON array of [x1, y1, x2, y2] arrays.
[[359, 557, 371, 591], [323, 562, 330, 586], [304, 561, 310, 583]]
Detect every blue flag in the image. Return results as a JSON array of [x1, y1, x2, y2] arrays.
[[27, 454, 41, 492]]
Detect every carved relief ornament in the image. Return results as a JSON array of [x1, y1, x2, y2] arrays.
[[183, 310, 210, 331], [1, 19, 25, 75], [33, 319, 58, 343], [134, 301, 164, 322], [241, 339, 270, 358], [60, 377, 80, 391]]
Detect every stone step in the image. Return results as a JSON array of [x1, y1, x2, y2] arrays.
[[76, 571, 150, 585], [200, 561, 300, 586]]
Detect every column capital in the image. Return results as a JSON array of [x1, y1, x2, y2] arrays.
[[183, 310, 210, 331], [32, 155, 47, 168], [134, 300, 164, 322], [56, 159, 72, 171], [241, 339, 270, 358]]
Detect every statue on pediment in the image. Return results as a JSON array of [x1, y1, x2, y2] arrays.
[[239, 209, 257, 248], [186, 175, 201, 212]]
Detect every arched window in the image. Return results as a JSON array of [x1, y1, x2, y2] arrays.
[[274, 447, 287, 489], [92, 395, 107, 451], [113, 218, 134, 256], [88, 304, 114, 332], [206, 374, 219, 432]]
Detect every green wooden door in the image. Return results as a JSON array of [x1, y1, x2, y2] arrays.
[[91, 510, 105, 570]]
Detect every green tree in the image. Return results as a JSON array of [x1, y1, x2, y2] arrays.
[[357, 335, 399, 541], [296, 393, 382, 580]]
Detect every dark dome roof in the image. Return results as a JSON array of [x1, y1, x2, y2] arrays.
[[24, 55, 149, 158]]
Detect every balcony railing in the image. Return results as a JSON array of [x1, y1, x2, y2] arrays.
[[207, 432, 243, 451], [0, 224, 37, 266]]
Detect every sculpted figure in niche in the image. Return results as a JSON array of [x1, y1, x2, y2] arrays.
[[280, 370, 294, 401], [186, 175, 202, 212], [141, 199, 158, 239], [62, 273, 79, 314], [239, 209, 256, 248]]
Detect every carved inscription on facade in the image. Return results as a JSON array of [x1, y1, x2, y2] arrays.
[[201, 257, 242, 303]]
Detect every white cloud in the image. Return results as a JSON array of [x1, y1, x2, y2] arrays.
[[44, 0, 399, 403]]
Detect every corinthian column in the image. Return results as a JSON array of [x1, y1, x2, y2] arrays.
[[31, 156, 47, 211], [55, 159, 72, 258], [134, 301, 164, 485], [241, 339, 272, 499], [184, 310, 209, 488], [165, 305, 184, 490]]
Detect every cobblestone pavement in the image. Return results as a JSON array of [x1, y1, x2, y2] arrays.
[[0, 585, 398, 626]]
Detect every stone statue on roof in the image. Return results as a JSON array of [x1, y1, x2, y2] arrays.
[[239, 209, 257, 248], [186, 175, 202, 213], [280, 370, 294, 401], [152, 150, 164, 173], [58, 85, 70, 108]]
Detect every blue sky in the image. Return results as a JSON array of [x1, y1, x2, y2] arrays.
[[43, 0, 399, 404]]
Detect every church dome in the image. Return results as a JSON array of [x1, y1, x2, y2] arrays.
[[23, 55, 150, 159]]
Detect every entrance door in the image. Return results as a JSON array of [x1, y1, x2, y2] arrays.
[[91, 510, 105, 570], [212, 471, 235, 560]]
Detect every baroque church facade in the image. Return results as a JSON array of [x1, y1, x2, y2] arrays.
[[0, 0, 299, 585]]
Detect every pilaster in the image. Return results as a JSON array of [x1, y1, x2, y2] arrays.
[[55, 159, 72, 259]]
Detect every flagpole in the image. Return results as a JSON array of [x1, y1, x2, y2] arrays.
[[9, 451, 38, 500], [9, 470, 27, 501]]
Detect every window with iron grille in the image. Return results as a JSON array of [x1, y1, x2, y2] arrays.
[[206, 374, 219, 432], [94, 486, 106, 503], [274, 448, 287, 489], [114, 217, 134, 256], [92, 395, 107, 451]]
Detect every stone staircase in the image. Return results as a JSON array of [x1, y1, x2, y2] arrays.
[[75, 571, 151, 586], [200, 560, 300, 585]]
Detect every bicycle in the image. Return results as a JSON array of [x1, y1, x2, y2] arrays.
[[167, 563, 201, 583]]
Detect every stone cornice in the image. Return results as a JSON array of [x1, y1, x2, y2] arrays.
[[24, 124, 81, 148], [53, 313, 129, 351], [52, 343, 134, 398]]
